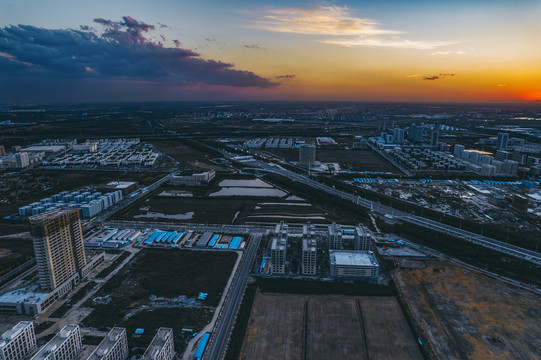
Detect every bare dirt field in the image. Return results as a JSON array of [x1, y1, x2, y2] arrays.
[[240, 292, 422, 360], [393, 259, 541, 360]]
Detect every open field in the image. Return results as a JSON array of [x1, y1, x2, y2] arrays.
[[81, 248, 237, 353], [0, 237, 34, 275], [150, 139, 228, 171], [114, 175, 348, 224], [240, 292, 421, 360], [393, 260, 541, 360], [266, 149, 396, 173]]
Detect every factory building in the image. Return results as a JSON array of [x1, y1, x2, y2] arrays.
[[142, 328, 174, 360], [271, 222, 288, 274], [329, 251, 379, 279], [328, 223, 343, 250], [29, 208, 87, 291], [88, 327, 128, 360], [0, 322, 37, 360], [299, 144, 316, 168], [170, 170, 216, 186], [98, 181, 137, 196], [31, 324, 82, 360]]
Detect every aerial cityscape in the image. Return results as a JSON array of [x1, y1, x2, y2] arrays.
[[1, 1, 540, 360]]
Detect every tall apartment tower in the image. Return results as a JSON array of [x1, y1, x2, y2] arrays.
[[271, 222, 288, 274], [143, 328, 174, 360], [15, 152, 29, 168], [497, 132, 509, 150], [31, 324, 82, 360], [355, 225, 372, 251], [328, 223, 343, 250], [0, 322, 37, 360], [299, 144, 316, 168], [88, 328, 129, 360], [393, 128, 405, 144], [431, 122, 441, 147], [302, 224, 317, 276], [29, 208, 87, 291]]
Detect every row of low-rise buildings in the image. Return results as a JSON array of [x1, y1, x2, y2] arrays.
[[243, 137, 295, 149], [18, 188, 124, 219], [0, 322, 174, 360]]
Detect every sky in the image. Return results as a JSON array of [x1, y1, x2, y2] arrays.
[[1, 0, 540, 103]]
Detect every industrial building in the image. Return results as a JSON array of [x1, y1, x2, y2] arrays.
[[329, 251, 379, 279], [170, 170, 216, 186], [87, 327, 129, 360], [0, 322, 37, 360], [302, 223, 317, 276], [142, 328, 174, 360], [271, 222, 288, 274], [299, 144, 316, 168], [29, 208, 87, 291], [31, 324, 82, 360], [19, 189, 123, 219], [98, 181, 137, 196]]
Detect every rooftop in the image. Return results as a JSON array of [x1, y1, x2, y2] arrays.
[[330, 250, 378, 267], [104, 181, 137, 189], [1, 321, 33, 342], [142, 328, 172, 360], [0, 286, 49, 304], [32, 325, 79, 359], [87, 328, 125, 360]]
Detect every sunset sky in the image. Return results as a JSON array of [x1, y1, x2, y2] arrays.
[[1, 0, 540, 102]]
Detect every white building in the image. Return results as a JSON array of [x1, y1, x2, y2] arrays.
[[329, 250, 379, 279], [0, 322, 37, 360], [271, 222, 288, 274], [299, 144, 316, 168], [87, 327, 128, 360], [31, 324, 82, 360], [328, 223, 343, 250], [142, 328, 174, 360], [302, 238, 317, 276], [354, 225, 372, 251], [15, 152, 29, 168]]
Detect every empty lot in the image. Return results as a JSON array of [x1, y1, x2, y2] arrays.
[[394, 260, 541, 360], [240, 293, 422, 360]]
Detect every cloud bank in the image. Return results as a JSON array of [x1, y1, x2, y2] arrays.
[[0, 17, 276, 101], [244, 6, 455, 50]]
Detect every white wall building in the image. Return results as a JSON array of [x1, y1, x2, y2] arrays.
[[87, 327, 128, 360], [31, 324, 82, 360], [0, 322, 37, 360], [142, 328, 174, 360]]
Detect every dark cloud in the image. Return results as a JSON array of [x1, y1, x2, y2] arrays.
[[243, 44, 262, 49], [423, 73, 455, 81], [158, 22, 169, 29], [275, 74, 295, 80], [79, 25, 93, 31], [0, 17, 277, 101]]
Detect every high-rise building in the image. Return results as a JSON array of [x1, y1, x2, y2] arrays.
[[354, 225, 372, 251], [31, 324, 82, 360], [495, 150, 510, 161], [142, 328, 174, 360], [407, 125, 424, 143], [328, 223, 343, 250], [15, 152, 29, 168], [271, 222, 288, 274], [431, 123, 440, 147], [0, 145, 5, 156], [497, 132, 509, 150], [453, 144, 465, 158], [299, 144, 316, 168], [393, 128, 405, 144], [88, 328, 128, 360], [0, 322, 37, 360], [302, 224, 317, 276], [29, 208, 87, 291]]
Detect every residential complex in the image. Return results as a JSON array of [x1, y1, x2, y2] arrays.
[[0, 322, 37, 360], [87, 327, 129, 360], [142, 328, 174, 360], [31, 324, 82, 360]]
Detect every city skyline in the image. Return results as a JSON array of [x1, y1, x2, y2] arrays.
[[1, 0, 540, 103]]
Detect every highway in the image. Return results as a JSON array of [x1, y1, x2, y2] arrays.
[[204, 234, 262, 360], [248, 160, 541, 266]]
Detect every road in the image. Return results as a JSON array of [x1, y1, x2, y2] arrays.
[[203, 234, 262, 360], [247, 160, 541, 266]]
